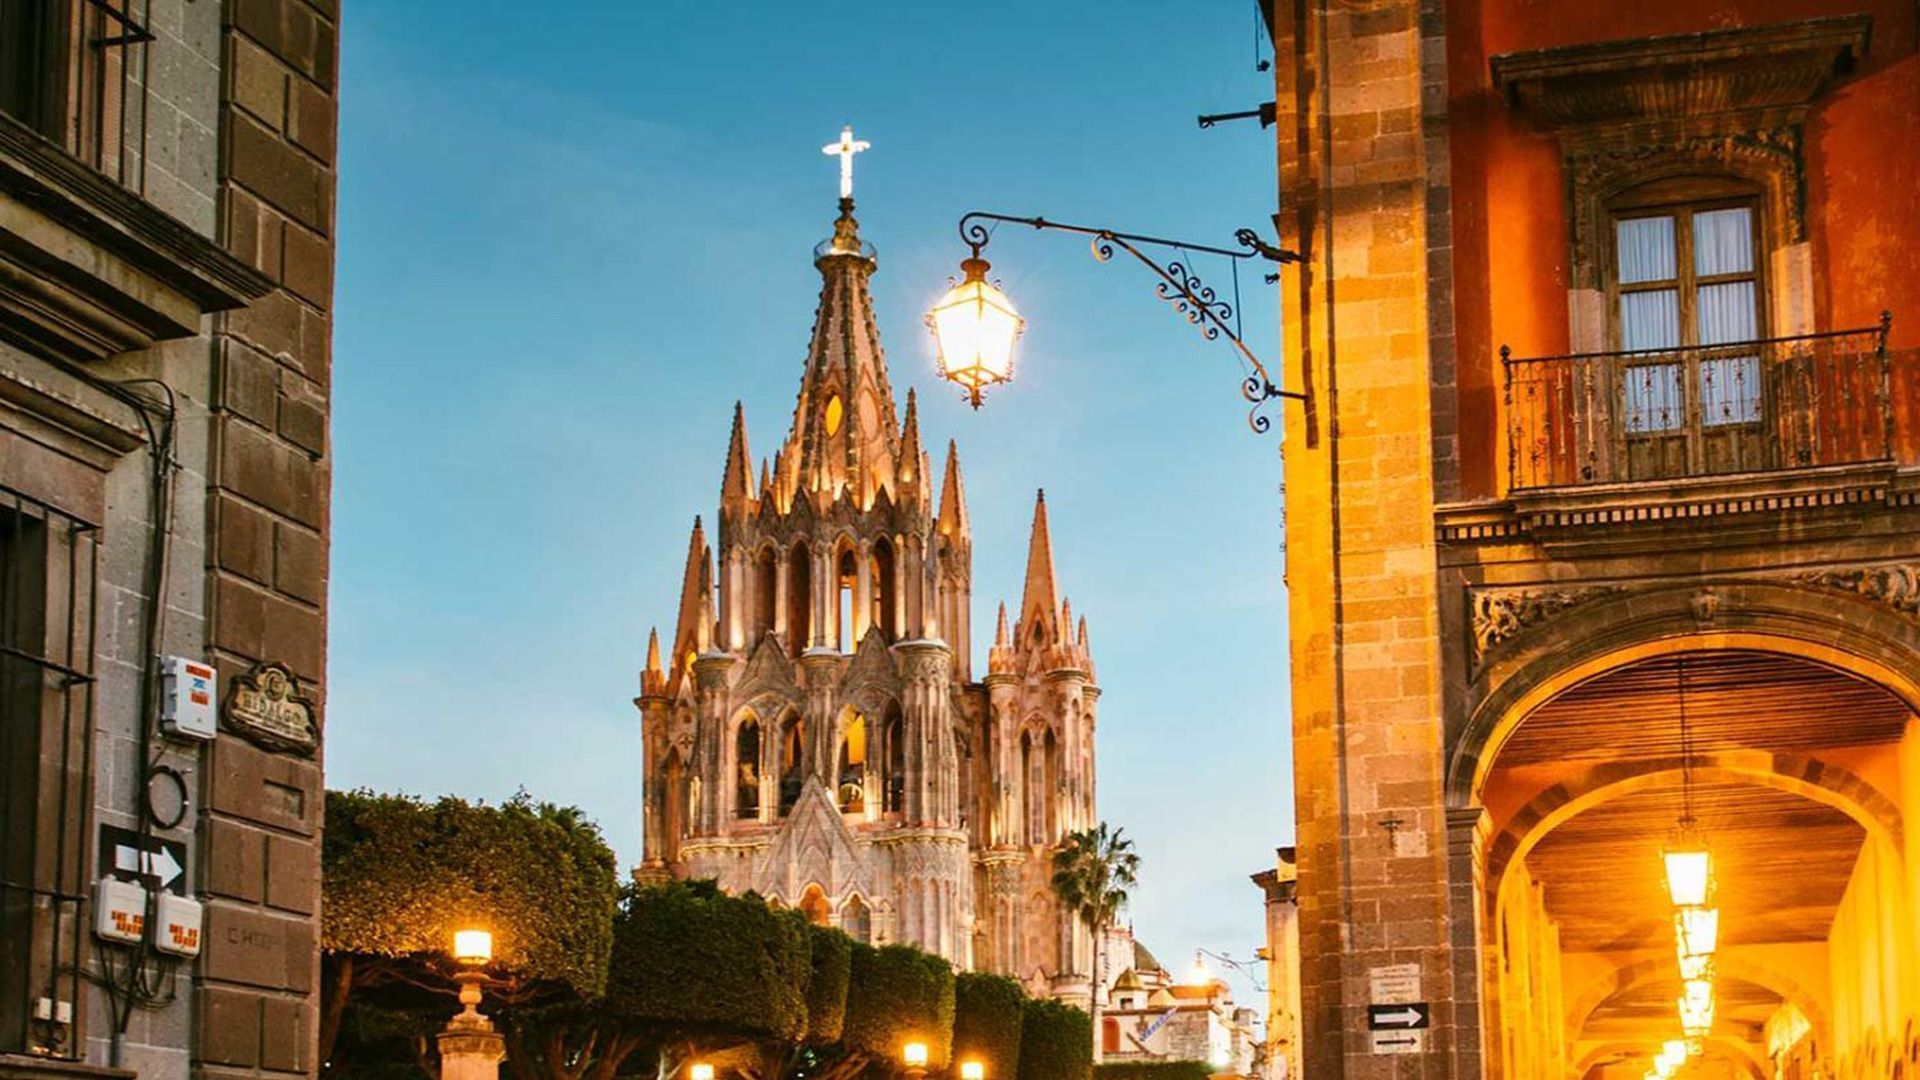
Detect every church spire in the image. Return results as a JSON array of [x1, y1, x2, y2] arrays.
[[1019, 489, 1060, 640], [641, 627, 666, 696], [781, 193, 899, 506], [721, 401, 753, 511], [938, 440, 970, 539], [899, 389, 924, 487], [669, 516, 712, 689]]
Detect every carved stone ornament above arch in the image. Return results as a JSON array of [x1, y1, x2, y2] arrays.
[[1489, 15, 1871, 291]]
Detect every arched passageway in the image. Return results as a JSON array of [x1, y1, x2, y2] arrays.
[[1472, 648, 1920, 1080]]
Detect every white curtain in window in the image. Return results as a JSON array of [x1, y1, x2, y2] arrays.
[[1621, 290, 1680, 351], [1697, 281, 1758, 346], [1693, 208, 1754, 277], [1616, 216, 1677, 284]]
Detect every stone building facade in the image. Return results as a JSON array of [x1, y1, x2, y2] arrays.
[[636, 199, 1102, 993], [0, 2, 336, 1078], [1262, 0, 1920, 1076]]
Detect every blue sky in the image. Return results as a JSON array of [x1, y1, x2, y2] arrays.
[[330, 0, 1294, 1004]]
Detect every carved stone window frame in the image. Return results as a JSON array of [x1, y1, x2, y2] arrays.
[[1492, 15, 1871, 348]]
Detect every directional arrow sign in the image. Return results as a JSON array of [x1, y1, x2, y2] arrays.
[[1367, 1003, 1431, 1030], [1369, 1030, 1425, 1055], [98, 825, 188, 895]]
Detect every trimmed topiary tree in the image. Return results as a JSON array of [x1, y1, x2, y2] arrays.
[[321, 789, 620, 1069], [1016, 997, 1093, 1080], [803, 923, 853, 1045], [952, 972, 1026, 1079], [605, 880, 812, 1049], [1093, 1062, 1215, 1080], [838, 943, 957, 1071]]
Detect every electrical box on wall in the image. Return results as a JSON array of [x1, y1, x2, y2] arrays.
[[154, 893, 202, 957], [160, 656, 217, 740], [93, 878, 146, 944]]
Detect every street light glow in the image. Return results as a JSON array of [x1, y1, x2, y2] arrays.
[[902, 1041, 929, 1067], [927, 258, 1023, 408], [453, 928, 492, 966], [960, 1061, 984, 1079], [690, 1065, 715, 1080]]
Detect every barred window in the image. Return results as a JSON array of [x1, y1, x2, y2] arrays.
[[0, 0, 153, 188], [0, 487, 97, 1057]]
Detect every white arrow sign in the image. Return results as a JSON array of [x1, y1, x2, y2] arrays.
[[114, 843, 183, 889], [1372, 1008, 1424, 1028]]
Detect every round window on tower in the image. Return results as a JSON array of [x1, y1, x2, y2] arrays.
[[825, 394, 844, 436]]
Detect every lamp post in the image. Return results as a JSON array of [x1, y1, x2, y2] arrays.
[[439, 928, 506, 1080], [902, 1041, 929, 1079], [927, 211, 1306, 432]]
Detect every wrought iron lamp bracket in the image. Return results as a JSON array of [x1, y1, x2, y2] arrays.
[[956, 211, 1307, 434]]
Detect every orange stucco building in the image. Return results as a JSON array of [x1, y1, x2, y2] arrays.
[[1264, 0, 1920, 1075]]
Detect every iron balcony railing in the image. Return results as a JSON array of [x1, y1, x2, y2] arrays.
[[1502, 316, 1895, 491]]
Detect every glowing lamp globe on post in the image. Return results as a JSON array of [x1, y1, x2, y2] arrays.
[[927, 257, 1023, 409], [901, 1041, 930, 1079], [960, 1061, 985, 1080], [453, 929, 493, 967], [689, 1065, 715, 1080]]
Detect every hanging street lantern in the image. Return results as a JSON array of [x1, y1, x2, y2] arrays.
[[927, 255, 1023, 408]]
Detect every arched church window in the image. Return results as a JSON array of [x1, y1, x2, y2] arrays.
[[1021, 731, 1038, 845], [955, 727, 972, 830], [883, 706, 905, 813], [1043, 729, 1060, 844], [838, 711, 867, 813], [663, 749, 686, 860], [1102, 1018, 1121, 1055], [787, 543, 810, 657], [686, 777, 701, 838], [836, 546, 857, 651], [841, 895, 872, 943], [800, 884, 831, 927], [754, 548, 778, 641], [780, 715, 806, 816], [735, 718, 761, 820], [869, 539, 896, 640], [824, 394, 844, 437]]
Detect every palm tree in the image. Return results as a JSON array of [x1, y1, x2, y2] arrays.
[[1050, 823, 1141, 1043]]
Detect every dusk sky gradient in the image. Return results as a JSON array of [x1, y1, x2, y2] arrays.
[[330, 0, 1295, 1004]]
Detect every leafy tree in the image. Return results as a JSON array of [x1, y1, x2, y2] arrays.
[[1049, 824, 1140, 1042], [951, 972, 1026, 1079], [603, 880, 813, 1077], [321, 789, 620, 1069], [830, 943, 956, 1077], [1015, 997, 1093, 1080], [1093, 1063, 1214, 1080]]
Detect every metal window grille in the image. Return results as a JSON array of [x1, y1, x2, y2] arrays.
[[0, 485, 99, 1058], [0, 0, 154, 193]]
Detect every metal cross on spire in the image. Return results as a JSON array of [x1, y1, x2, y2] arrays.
[[822, 125, 871, 200]]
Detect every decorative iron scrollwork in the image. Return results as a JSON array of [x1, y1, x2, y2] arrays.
[[955, 211, 1308, 433]]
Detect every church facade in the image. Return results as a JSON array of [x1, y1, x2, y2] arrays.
[[634, 196, 1101, 994]]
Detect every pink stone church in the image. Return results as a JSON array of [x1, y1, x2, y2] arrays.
[[634, 195, 1102, 999]]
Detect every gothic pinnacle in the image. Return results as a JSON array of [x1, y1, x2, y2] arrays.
[[938, 439, 970, 538], [1020, 488, 1059, 634], [722, 401, 752, 504]]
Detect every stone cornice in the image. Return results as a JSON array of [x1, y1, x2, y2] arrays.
[[1491, 15, 1871, 130], [1437, 463, 1917, 553], [0, 114, 273, 365]]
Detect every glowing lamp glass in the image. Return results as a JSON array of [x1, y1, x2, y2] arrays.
[[1679, 978, 1716, 1036], [1663, 1039, 1691, 1064], [960, 1062, 985, 1080], [453, 929, 492, 966], [1677, 951, 1714, 981], [1664, 848, 1712, 907], [927, 260, 1023, 404], [903, 1042, 929, 1067], [1675, 907, 1719, 958], [690, 1066, 715, 1080]]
